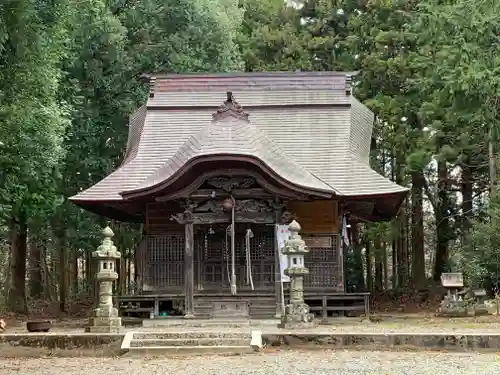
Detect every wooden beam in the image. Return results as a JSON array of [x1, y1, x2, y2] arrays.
[[172, 212, 275, 225], [186, 188, 273, 200]]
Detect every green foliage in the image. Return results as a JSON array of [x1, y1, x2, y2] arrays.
[[58, 0, 246, 254], [0, 0, 71, 221], [0, 0, 246, 309], [410, 0, 500, 176], [2, 0, 500, 305], [463, 191, 500, 293], [238, 0, 310, 71]]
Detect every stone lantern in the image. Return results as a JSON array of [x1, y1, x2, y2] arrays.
[[85, 226, 122, 333], [278, 220, 316, 329]]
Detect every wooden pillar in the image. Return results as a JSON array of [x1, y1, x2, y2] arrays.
[[184, 220, 195, 318], [274, 200, 285, 318], [338, 203, 346, 292], [274, 231, 282, 318]]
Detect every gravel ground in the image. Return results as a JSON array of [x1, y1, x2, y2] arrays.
[[1, 350, 500, 375]]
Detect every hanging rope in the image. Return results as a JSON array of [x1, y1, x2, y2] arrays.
[[245, 228, 254, 290], [225, 224, 231, 288], [230, 198, 237, 295]]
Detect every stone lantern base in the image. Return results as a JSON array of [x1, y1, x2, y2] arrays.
[[85, 317, 122, 333], [85, 306, 122, 333], [278, 302, 317, 329]]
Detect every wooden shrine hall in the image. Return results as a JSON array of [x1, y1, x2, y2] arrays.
[[69, 72, 408, 319]]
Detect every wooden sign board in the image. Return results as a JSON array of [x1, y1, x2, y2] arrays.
[[440, 272, 464, 288], [303, 236, 333, 249]]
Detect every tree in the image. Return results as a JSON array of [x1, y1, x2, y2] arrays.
[[344, 0, 421, 288], [56, 0, 245, 306], [239, 0, 312, 71], [0, 0, 71, 313], [0, 0, 246, 312], [410, 0, 500, 280]]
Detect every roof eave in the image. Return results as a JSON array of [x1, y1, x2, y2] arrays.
[[69, 198, 143, 223], [119, 154, 335, 200], [342, 188, 409, 222]]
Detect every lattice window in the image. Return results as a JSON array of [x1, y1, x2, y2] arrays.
[[145, 235, 185, 290], [303, 234, 340, 289], [143, 229, 341, 292]]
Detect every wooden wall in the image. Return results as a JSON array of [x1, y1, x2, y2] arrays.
[[286, 200, 339, 234], [145, 202, 184, 235]]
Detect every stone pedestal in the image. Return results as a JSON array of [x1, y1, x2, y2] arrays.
[[278, 221, 316, 329], [279, 302, 316, 329], [472, 289, 489, 316], [437, 298, 468, 317], [85, 227, 122, 333], [437, 272, 467, 317]]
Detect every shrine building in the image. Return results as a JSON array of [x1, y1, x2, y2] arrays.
[[69, 72, 408, 319]]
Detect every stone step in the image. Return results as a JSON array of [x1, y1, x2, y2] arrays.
[[142, 319, 251, 328], [126, 345, 254, 356], [121, 331, 263, 356], [130, 337, 249, 347], [192, 306, 275, 318], [251, 315, 276, 320], [133, 331, 250, 340], [250, 306, 276, 317], [250, 306, 276, 312], [195, 302, 276, 306]]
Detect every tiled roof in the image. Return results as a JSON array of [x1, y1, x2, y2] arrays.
[[124, 98, 335, 196], [70, 72, 408, 211]]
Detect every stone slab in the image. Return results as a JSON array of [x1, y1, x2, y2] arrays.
[[124, 345, 254, 356], [278, 321, 317, 329], [142, 319, 251, 328], [262, 332, 500, 351], [250, 330, 263, 352], [211, 299, 250, 319], [4, 331, 500, 354], [130, 338, 249, 347]]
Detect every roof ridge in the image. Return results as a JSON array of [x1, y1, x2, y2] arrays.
[[146, 71, 358, 98], [212, 91, 249, 122]]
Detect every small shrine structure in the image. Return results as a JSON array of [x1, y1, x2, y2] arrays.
[[69, 72, 408, 319]]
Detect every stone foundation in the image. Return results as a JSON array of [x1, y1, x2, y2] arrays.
[[3, 332, 500, 355], [261, 332, 500, 351], [85, 317, 122, 333], [0, 333, 124, 357]]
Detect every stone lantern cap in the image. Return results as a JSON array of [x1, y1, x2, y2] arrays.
[[92, 226, 121, 259], [282, 220, 309, 255]]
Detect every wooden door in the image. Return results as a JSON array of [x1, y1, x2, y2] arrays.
[[195, 224, 275, 293]]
